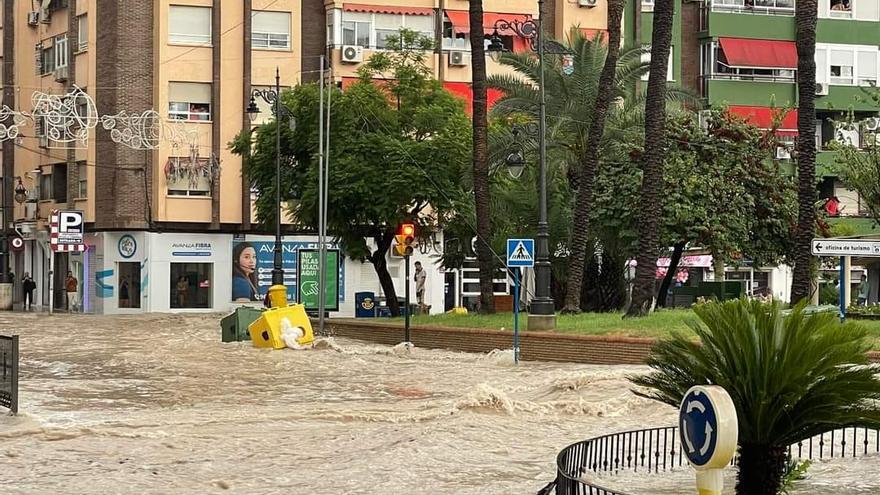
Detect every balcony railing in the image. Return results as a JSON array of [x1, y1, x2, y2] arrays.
[[703, 0, 795, 19]]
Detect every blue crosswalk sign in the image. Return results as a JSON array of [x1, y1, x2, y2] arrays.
[[507, 239, 535, 267]]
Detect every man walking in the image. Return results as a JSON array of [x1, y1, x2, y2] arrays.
[[858, 274, 870, 306], [65, 271, 79, 312], [22, 272, 36, 311], [414, 261, 427, 308]]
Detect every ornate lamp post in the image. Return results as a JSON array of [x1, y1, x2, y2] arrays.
[[246, 67, 295, 296], [486, 8, 572, 329]]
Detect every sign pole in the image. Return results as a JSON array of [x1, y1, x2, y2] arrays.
[[48, 250, 54, 315], [839, 255, 846, 321], [514, 268, 520, 364], [404, 254, 411, 343]]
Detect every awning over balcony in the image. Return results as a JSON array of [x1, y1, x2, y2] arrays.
[[718, 38, 798, 69], [445, 11, 532, 36], [343, 3, 434, 16], [727, 105, 799, 134]]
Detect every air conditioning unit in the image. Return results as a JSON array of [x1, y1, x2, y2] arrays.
[[449, 51, 467, 67], [53, 66, 68, 82], [341, 45, 364, 64], [578, 0, 599, 6], [815, 82, 829, 96], [865, 117, 880, 131], [775, 146, 791, 160], [27, 11, 40, 26], [836, 124, 860, 147]]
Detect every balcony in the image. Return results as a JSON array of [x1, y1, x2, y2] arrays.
[[704, 0, 795, 17]]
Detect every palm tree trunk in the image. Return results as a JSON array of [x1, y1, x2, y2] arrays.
[[562, 0, 625, 314], [625, 0, 675, 317], [469, 0, 495, 313], [736, 443, 788, 495], [790, 0, 818, 304], [657, 241, 684, 308]]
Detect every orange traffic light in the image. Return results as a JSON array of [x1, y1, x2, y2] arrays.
[[394, 223, 416, 256]]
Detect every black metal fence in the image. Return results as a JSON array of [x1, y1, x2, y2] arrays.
[[0, 334, 18, 414], [550, 425, 880, 495]]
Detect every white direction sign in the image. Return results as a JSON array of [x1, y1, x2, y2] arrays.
[[811, 238, 880, 257]]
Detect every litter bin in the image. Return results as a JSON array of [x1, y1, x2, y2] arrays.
[[355, 291, 377, 318], [221, 306, 264, 342]]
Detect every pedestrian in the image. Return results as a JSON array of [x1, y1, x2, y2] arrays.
[[65, 271, 79, 312], [22, 272, 36, 311], [120, 277, 130, 308], [858, 274, 870, 306], [176, 276, 189, 308], [414, 261, 427, 307]]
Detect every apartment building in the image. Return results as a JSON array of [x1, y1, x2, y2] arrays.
[[3, 0, 450, 315]]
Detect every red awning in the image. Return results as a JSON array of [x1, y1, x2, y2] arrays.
[[727, 105, 799, 133], [578, 28, 608, 42], [343, 3, 433, 16], [718, 38, 798, 69], [445, 11, 532, 36]]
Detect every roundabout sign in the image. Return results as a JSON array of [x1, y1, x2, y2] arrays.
[[679, 385, 738, 495]]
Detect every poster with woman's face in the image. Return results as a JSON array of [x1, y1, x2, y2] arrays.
[[231, 240, 346, 303]]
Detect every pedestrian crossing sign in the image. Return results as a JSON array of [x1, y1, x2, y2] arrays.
[[507, 239, 535, 267]]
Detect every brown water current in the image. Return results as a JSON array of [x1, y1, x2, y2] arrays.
[[0, 313, 877, 494]]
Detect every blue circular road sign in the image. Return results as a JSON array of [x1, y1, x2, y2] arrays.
[[680, 388, 719, 467]]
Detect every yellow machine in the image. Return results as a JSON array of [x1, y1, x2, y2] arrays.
[[248, 285, 315, 349]]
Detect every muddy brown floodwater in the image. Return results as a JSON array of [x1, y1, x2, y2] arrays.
[[0, 313, 877, 494]]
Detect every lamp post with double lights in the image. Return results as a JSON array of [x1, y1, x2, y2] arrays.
[[486, 8, 572, 330], [246, 67, 296, 300]]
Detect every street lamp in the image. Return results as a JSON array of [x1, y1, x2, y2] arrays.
[[246, 67, 295, 296], [486, 7, 573, 330], [13, 178, 28, 205]]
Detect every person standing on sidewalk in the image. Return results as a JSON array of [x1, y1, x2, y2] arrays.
[[22, 273, 36, 311], [65, 271, 79, 312], [414, 261, 427, 309]]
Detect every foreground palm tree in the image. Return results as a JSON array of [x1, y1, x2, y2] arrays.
[[562, 0, 625, 314], [632, 299, 880, 495], [626, 0, 675, 317], [790, 0, 819, 304], [469, 0, 495, 313]]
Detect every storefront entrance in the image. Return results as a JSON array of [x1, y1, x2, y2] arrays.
[[171, 263, 212, 309], [118, 262, 141, 309]]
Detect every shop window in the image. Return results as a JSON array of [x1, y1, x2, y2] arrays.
[[169, 5, 212, 45], [171, 263, 212, 309], [118, 262, 141, 309]]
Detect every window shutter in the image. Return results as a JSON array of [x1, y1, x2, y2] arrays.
[[252, 11, 290, 34], [35, 44, 42, 76], [168, 82, 212, 104]]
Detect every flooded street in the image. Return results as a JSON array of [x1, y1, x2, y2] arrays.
[[1, 313, 877, 494]]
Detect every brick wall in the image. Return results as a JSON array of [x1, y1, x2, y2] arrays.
[[323, 320, 655, 365], [300, 0, 326, 83], [324, 320, 880, 365], [94, 0, 153, 230], [680, 0, 701, 96]]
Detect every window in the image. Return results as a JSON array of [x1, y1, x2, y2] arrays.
[[52, 163, 67, 203], [168, 82, 212, 121], [54, 35, 68, 69], [169, 6, 212, 45], [710, 0, 795, 14], [858, 50, 879, 86], [166, 157, 212, 196], [39, 172, 52, 201], [641, 46, 675, 81], [342, 12, 371, 47], [642, 0, 655, 11], [252, 11, 291, 50], [816, 44, 880, 86], [41, 44, 55, 75], [705, 42, 796, 81], [829, 0, 852, 17], [339, 10, 435, 49], [77, 15, 88, 51], [442, 17, 469, 50], [171, 263, 213, 309], [77, 161, 87, 198], [830, 49, 855, 84]]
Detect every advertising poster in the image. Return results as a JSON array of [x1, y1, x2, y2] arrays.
[[231, 241, 345, 304], [296, 249, 340, 311]]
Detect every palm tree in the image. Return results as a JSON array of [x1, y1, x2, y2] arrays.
[[562, 0, 625, 313], [631, 298, 880, 495], [469, 0, 495, 313], [625, 0, 675, 317], [790, 0, 819, 304]]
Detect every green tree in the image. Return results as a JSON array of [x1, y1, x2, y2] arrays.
[[835, 90, 880, 224], [232, 32, 470, 316], [791, 0, 819, 304], [627, 0, 676, 317], [631, 298, 880, 494]]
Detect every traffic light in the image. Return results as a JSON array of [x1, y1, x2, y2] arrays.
[[394, 223, 415, 257]]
